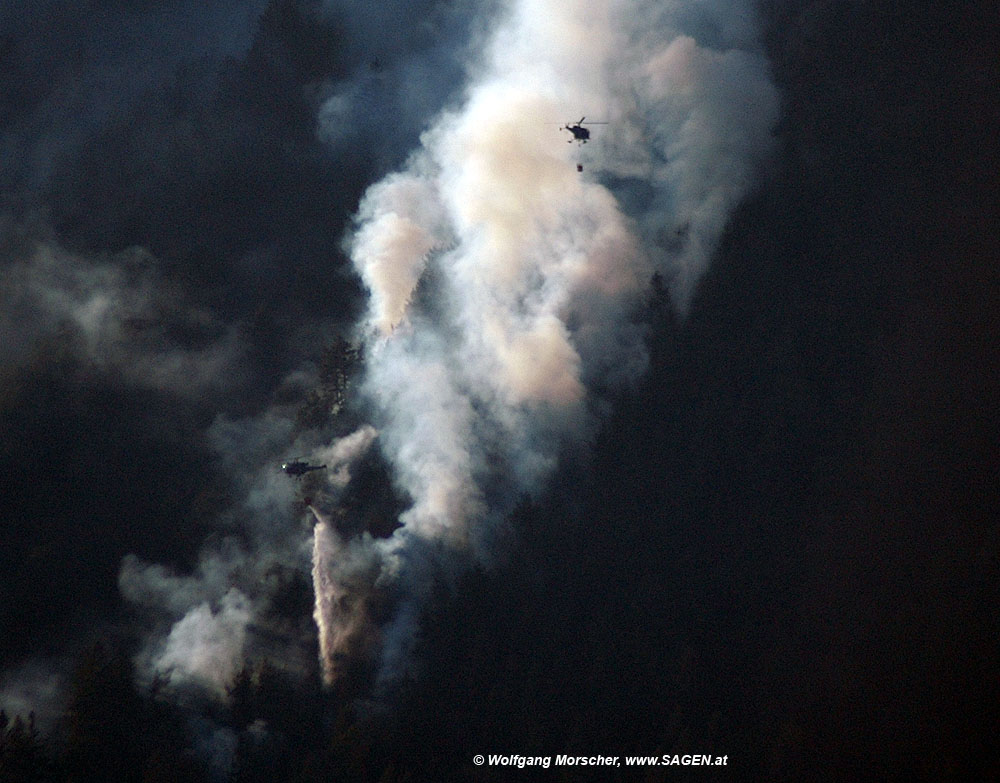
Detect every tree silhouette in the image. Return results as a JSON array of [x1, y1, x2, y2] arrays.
[[0, 711, 52, 783]]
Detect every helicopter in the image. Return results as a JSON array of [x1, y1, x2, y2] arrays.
[[560, 117, 608, 144], [281, 459, 327, 477]]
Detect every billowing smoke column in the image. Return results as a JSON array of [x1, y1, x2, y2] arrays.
[[316, 0, 778, 685]]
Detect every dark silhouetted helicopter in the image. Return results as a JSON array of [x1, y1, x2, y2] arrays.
[[281, 460, 326, 477], [561, 117, 607, 144]]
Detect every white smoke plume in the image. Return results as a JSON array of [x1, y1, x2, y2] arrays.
[[153, 589, 253, 695], [321, 0, 779, 686], [121, 549, 263, 695]]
